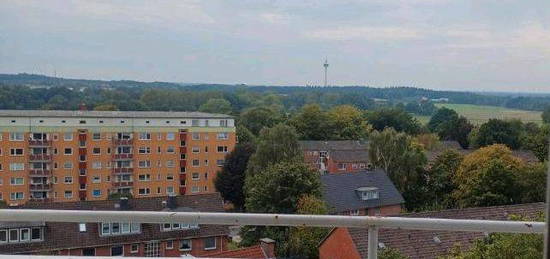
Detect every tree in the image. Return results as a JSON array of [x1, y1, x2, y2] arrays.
[[368, 128, 428, 210], [214, 143, 255, 211], [239, 107, 283, 136], [288, 195, 330, 259], [452, 144, 526, 208], [518, 163, 547, 203], [327, 105, 371, 140], [246, 124, 302, 176], [366, 108, 421, 135], [242, 161, 322, 256], [199, 98, 232, 114], [475, 119, 522, 149], [289, 104, 334, 140], [521, 123, 549, 162], [379, 248, 410, 259], [93, 103, 118, 111], [428, 107, 458, 131], [542, 106, 550, 124], [108, 192, 133, 200], [426, 150, 464, 209], [414, 133, 441, 151], [236, 125, 256, 145]]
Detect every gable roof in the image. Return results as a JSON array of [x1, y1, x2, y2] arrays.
[[299, 140, 368, 151], [201, 244, 274, 258], [347, 202, 544, 259], [0, 193, 228, 254], [321, 170, 404, 213], [330, 149, 370, 163]]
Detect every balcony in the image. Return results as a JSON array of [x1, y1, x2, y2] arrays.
[[112, 167, 134, 174], [29, 154, 52, 161], [179, 186, 186, 195], [28, 139, 51, 147], [112, 139, 133, 146], [179, 160, 187, 167], [113, 153, 133, 160], [112, 181, 133, 187], [29, 183, 52, 191], [29, 169, 52, 176]]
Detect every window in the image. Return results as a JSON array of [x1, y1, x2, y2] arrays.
[[9, 132, 24, 141], [92, 176, 101, 183], [138, 188, 151, 195], [31, 227, 42, 241], [64, 176, 73, 184], [64, 133, 73, 141], [79, 120, 86, 124], [139, 160, 151, 168], [131, 243, 139, 253], [9, 229, 18, 242], [179, 239, 192, 251], [92, 133, 101, 140], [204, 237, 216, 250], [64, 148, 73, 155], [10, 178, 24, 185], [64, 191, 73, 198], [10, 192, 24, 200], [138, 147, 151, 154], [166, 160, 175, 168], [0, 230, 6, 243], [220, 119, 228, 127], [192, 147, 200, 153], [92, 189, 101, 197], [166, 146, 175, 153], [139, 174, 151, 181], [191, 119, 199, 126], [166, 241, 174, 249], [350, 210, 360, 216], [101, 223, 140, 236], [192, 173, 200, 181], [83, 248, 95, 256], [64, 161, 73, 169], [166, 132, 175, 140], [192, 160, 200, 167], [92, 147, 101, 154], [111, 246, 123, 256], [9, 163, 24, 171], [10, 148, 23, 156], [167, 186, 174, 194], [192, 132, 200, 140], [216, 160, 225, 167], [357, 187, 379, 200], [191, 186, 199, 193], [217, 146, 228, 153], [20, 228, 30, 242], [79, 223, 87, 232], [217, 132, 229, 140], [337, 163, 346, 170], [139, 132, 151, 140], [92, 161, 102, 169]]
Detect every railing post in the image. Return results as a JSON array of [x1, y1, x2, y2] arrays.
[[368, 226, 378, 259], [545, 141, 550, 259]]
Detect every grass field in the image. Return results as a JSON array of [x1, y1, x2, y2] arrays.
[[432, 103, 543, 125]]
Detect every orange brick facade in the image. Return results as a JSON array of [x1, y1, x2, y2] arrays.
[[0, 112, 236, 205], [319, 228, 361, 259]]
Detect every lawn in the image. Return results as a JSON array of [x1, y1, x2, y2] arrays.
[[433, 103, 543, 125]]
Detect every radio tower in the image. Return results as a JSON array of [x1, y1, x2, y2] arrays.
[[323, 58, 329, 87]]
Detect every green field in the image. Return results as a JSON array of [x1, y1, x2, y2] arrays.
[[433, 103, 542, 125]]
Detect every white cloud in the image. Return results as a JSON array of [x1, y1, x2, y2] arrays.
[[304, 26, 423, 41]]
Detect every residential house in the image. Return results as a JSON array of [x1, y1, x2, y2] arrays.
[[300, 140, 370, 174]]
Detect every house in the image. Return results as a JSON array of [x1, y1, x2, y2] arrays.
[[321, 170, 404, 216], [319, 202, 544, 259], [0, 193, 232, 257], [300, 140, 370, 174], [201, 238, 276, 258]]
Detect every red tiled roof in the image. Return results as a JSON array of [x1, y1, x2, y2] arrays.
[[202, 245, 268, 258], [340, 203, 544, 259]]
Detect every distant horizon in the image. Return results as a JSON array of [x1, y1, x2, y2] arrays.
[[3, 72, 550, 95]]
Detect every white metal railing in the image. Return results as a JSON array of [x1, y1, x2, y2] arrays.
[[0, 209, 545, 259]]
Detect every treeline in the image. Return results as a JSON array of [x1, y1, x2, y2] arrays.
[[2, 73, 550, 111]]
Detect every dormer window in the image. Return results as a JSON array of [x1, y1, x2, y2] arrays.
[[356, 187, 379, 200]]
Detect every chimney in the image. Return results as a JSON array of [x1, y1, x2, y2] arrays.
[[167, 194, 178, 210], [259, 238, 276, 258], [119, 197, 129, 210]]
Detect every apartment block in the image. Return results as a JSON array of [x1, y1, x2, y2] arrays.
[[0, 110, 236, 205]]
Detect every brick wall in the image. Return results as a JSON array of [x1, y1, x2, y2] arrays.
[[319, 228, 361, 259]]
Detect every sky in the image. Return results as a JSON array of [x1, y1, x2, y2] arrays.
[[1, 0, 549, 92]]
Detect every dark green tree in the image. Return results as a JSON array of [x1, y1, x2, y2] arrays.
[[327, 105, 371, 140], [428, 107, 458, 131], [366, 108, 421, 135], [426, 150, 464, 209], [289, 104, 334, 140], [239, 107, 283, 136], [288, 195, 330, 259], [214, 143, 255, 211], [475, 119, 522, 149], [198, 98, 232, 114], [542, 106, 550, 124]]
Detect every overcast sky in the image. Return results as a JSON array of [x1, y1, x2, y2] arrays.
[[1, 0, 549, 92]]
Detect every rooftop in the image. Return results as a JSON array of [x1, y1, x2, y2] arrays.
[[0, 110, 232, 119], [299, 140, 368, 151]]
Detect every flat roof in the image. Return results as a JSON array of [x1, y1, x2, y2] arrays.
[[0, 110, 233, 119]]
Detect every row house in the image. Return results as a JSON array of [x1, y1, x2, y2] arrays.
[[300, 140, 370, 174]]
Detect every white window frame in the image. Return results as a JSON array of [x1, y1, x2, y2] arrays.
[[64, 133, 73, 141], [204, 237, 216, 250], [179, 239, 192, 251], [9, 132, 24, 141]]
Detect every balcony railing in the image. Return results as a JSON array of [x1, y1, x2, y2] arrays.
[[0, 210, 544, 259], [29, 169, 52, 176], [112, 139, 133, 146], [29, 154, 52, 161], [112, 181, 133, 187], [112, 167, 134, 174], [113, 153, 133, 160], [28, 139, 51, 146], [29, 183, 52, 191]]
